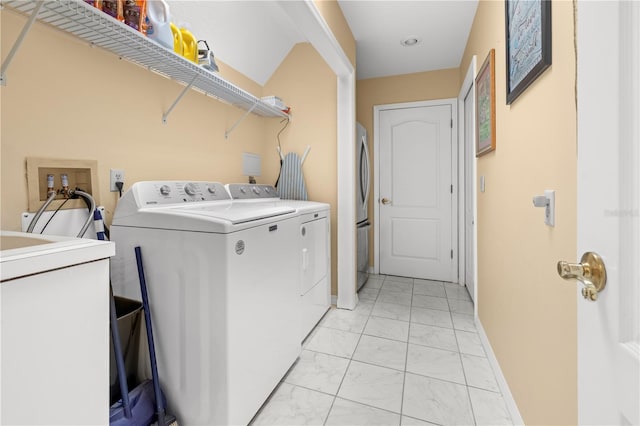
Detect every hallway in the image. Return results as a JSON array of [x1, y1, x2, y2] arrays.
[[251, 275, 513, 425]]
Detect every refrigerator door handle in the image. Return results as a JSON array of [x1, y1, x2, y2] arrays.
[[357, 221, 371, 229], [361, 135, 371, 209], [359, 143, 365, 204]]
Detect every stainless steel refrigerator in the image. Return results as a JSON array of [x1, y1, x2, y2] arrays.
[[356, 122, 370, 290]]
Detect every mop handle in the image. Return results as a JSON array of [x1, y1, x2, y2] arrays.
[[109, 286, 133, 419], [135, 247, 167, 426]]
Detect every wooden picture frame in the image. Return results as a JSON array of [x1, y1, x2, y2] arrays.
[[476, 49, 496, 157], [505, 0, 552, 104]]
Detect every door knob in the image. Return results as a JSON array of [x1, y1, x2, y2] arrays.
[[557, 252, 607, 301], [381, 198, 391, 205]]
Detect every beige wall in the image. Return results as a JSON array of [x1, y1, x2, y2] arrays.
[[263, 43, 338, 294], [1, 8, 268, 231], [313, 0, 356, 67], [460, 1, 578, 424], [356, 68, 461, 266], [1, 7, 342, 295], [294, 0, 354, 295]]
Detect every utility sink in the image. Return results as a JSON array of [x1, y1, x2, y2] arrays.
[[1, 230, 115, 282], [0, 234, 52, 251]]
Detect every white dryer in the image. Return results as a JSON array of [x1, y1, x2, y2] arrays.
[[226, 184, 331, 341], [110, 181, 301, 426]]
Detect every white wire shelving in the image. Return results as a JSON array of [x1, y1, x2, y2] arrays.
[[2, 0, 289, 130]]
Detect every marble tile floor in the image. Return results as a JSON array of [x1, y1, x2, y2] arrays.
[[250, 275, 513, 426]]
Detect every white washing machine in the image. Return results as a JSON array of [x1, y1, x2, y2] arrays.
[[109, 181, 301, 426], [226, 184, 331, 341]]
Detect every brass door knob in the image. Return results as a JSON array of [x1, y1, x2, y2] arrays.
[[381, 198, 391, 205], [557, 252, 607, 301]]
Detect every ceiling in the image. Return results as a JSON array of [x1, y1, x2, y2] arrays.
[[167, 1, 478, 85], [338, 0, 478, 80]]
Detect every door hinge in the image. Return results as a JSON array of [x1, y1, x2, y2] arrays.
[[451, 249, 453, 259], [451, 119, 453, 128], [450, 184, 453, 194]]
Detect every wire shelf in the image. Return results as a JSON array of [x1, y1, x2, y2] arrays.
[[3, 0, 288, 118]]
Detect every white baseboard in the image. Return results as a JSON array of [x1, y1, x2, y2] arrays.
[[476, 317, 525, 426], [331, 295, 338, 306]]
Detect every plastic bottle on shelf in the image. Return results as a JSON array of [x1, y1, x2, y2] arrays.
[[102, 0, 123, 22], [180, 27, 198, 63], [170, 23, 183, 56], [123, 0, 147, 33], [146, 0, 173, 49], [84, 0, 102, 9]]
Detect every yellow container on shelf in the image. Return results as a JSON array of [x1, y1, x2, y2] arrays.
[[170, 23, 183, 55], [180, 28, 198, 63]]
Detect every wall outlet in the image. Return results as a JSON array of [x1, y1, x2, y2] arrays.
[[110, 169, 125, 192]]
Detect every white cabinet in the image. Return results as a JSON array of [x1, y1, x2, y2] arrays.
[[1, 231, 114, 426], [300, 210, 330, 340]]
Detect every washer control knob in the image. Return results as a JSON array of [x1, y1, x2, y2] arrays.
[[265, 187, 271, 193], [160, 185, 171, 196], [184, 183, 197, 196], [252, 187, 260, 195], [207, 186, 217, 194], [240, 187, 247, 194]]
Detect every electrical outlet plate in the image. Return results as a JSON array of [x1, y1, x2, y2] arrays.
[[26, 157, 99, 212], [110, 169, 125, 192]]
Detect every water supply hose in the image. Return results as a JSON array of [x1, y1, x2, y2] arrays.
[[70, 189, 96, 238], [26, 190, 58, 233]]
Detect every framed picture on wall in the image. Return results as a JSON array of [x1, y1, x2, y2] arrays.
[[476, 49, 496, 157], [505, 0, 552, 104]]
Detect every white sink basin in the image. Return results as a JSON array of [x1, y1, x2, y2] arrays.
[[0, 231, 115, 281], [0, 234, 53, 250]]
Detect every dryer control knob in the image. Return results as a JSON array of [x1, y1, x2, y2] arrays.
[[240, 187, 247, 194], [160, 185, 171, 196], [252, 187, 260, 195], [207, 186, 217, 194], [184, 183, 197, 196]]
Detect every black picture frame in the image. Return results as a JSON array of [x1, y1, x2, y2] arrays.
[[505, 0, 552, 105]]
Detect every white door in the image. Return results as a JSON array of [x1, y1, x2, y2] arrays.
[[572, 1, 639, 424], [463, 84, 475, 301], [378, 102, 454, 281]]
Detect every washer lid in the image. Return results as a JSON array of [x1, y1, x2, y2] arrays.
[[172, 202, 295, 224], [112, 181, 298, 232]]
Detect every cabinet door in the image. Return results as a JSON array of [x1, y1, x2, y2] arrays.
[[1, 260, 109, 425]]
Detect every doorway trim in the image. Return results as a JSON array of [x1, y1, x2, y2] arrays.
[[457, 56, 478, 311], [277, 1, 357, 309], [373, 99, 458, 280]]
